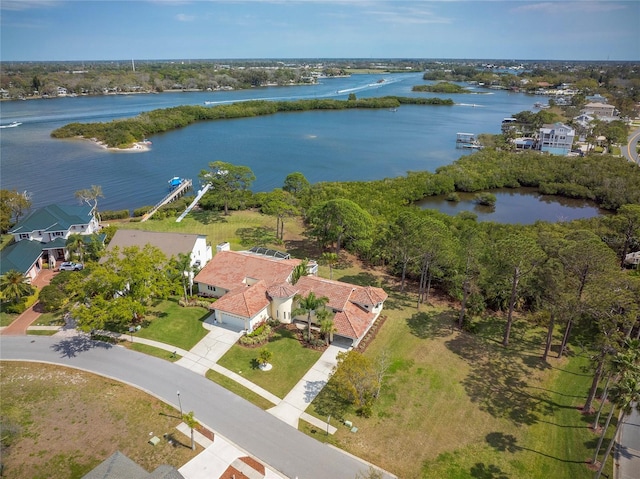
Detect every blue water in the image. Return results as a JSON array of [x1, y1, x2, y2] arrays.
[[0, 73, 554, 215]]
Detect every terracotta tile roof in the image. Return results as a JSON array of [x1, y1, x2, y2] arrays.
[[294, 275, 355, 311], [333, 302, 374, 339], [266, 282, 299, 299], [194, 250, 301, 291], [350, 285, 388, 305], [213, 281, 270, 317]]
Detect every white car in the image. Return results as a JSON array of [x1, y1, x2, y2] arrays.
[[59, 262, 84, 271]]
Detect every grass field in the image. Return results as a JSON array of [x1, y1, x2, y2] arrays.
[[0, 362, 200, 479], [304, 295, 612, 479]]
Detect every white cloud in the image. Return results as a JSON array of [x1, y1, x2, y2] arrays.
[[511, 1, 626, 15], [1, 0, 60, 11], [176, 13, 197, 20]]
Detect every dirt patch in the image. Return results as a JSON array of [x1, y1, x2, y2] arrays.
[[0, 362, 200, 479]]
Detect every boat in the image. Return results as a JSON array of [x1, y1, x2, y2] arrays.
[[456, 132, 483, 149], [204, 101, 215, 105], [142, 139, 152, 145], [0, 121, 22, 129], [168, 177, 182, 189]]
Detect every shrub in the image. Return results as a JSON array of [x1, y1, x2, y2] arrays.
[[239, 323, 271, 346], [101, 209, 130, 220]]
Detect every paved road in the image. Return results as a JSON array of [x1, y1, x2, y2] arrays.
[[623, 127, 640, 165], [617, 406, 640, 479], [0, 335, 392, 479]]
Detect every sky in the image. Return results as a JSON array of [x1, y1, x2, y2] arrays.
[[1, 0, 638, 62]]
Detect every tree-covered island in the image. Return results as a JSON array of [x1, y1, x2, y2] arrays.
[[412, 82, 475, 94], [50, 96, 454, 149]]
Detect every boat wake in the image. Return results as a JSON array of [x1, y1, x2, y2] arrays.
[[0, 121, 22, 128]]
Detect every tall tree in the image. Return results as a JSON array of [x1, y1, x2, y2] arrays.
[[415, 216, 457, 307], [386, 210, 432, 292], [307, 198, 373, 255], [485, 229, 545, 347], [199, 161, 255, 216], [606, 204, 640, 268], [320, 252, 339, 280], [557, 231, 618, 358], [257, 188, 299, 241], [0, 189, 32, 233], [282, 171, 310, 197], [75, 185, 104, 222]]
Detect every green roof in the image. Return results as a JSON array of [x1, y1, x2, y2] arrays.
[[9, 204, 94, 235], [0, 240, 44, 275]]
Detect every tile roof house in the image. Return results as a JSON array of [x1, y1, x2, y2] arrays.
[[1, 204, 101, 280], [194, 246, 387, 346]]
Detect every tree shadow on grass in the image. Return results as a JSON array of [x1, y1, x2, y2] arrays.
[[486, 431, 587, 464], [470, 463, 510, 479], [50, 334, 113, 358], [335, 272, 380, 287], [445, 333, 544, 426], [406, 311, 456, 339], [189, 210, 227, 225], [312, 380, 351, 422]]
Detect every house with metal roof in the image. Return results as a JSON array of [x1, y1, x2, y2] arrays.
[[194, 246, 387, 347], [2, 204, 101, 280], [103, 230, 212, 269]]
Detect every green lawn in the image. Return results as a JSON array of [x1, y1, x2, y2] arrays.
[[116, 210, 305, 253], [125, 342, 182, 362], [304, 293, 607, 479], [34, 311, 65, 326], [134, 298, 209, 350], [205, 369, 276, 410], [0, 311, 18, 327], [217, 326, 322, 399]]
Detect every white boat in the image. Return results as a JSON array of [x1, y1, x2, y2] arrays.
[[0, 121, 22, 129]]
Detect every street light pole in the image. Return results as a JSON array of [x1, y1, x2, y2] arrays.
[[177, 390, 183, 418]]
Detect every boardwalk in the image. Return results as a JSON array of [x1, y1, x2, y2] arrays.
[[141, 178, 192, 222]]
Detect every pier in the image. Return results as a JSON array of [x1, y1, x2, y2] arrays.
[[176, 183, 211, 222], [141, 178, 192, 222]]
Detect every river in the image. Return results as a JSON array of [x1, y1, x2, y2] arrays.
[[0, 72, 602, 223]]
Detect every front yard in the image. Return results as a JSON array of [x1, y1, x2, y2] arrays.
[[216, 325, 323, 399], [133, 298, 210, 351]]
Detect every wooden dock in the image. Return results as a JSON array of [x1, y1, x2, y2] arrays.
[[141, 178, 192, 222]]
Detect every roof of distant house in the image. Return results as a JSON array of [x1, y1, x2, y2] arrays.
[[9, 204, 94, 235], [194, 250, 301, 291], [82, 450, 184, 479], [104, 229, 205, 260], [0, 239, 44, 275]]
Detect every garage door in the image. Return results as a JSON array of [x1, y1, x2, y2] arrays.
[[219, 312, 246, 332]]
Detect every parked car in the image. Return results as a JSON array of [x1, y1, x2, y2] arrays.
[[59, 261, 83, 271]]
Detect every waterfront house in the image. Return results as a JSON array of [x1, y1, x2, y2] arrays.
[[582, 102, 616, 119], [537, 122, 575, 156], [2, 204, 101, 280], [194, 244, 387, 346]]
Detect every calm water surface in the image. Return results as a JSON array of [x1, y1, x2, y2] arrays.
[[417, 189, 607, 224], [1, 73, 596, 224]]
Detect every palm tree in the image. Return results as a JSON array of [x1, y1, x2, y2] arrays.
[[65, 234, 86, 262], [0, 270, 33, 304], [594, 375, 640, 478], [182, 411, 199, 451], [319, 312, 336, 345], [293, 291, 329, 343]]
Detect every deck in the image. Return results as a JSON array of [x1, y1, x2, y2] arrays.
[[140, 178, 192, 222]]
